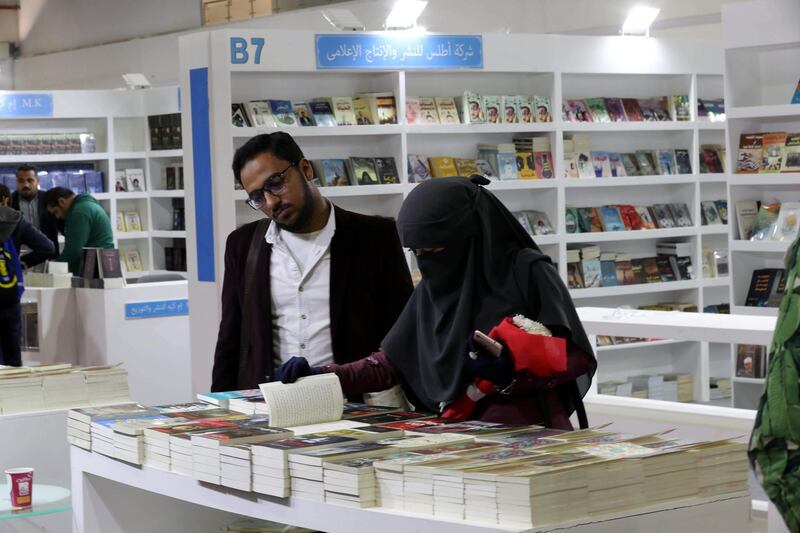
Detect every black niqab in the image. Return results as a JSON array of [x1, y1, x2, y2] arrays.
[[382, 176, 595, 414]]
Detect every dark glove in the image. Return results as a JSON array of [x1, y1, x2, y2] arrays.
[[463, 336, 515, 389], [275, 356, 321, 384]]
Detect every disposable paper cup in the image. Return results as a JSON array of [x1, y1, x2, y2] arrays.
[[5, 468, 34, 508]]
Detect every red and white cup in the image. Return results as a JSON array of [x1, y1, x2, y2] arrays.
[[5, 468, 34, 508]]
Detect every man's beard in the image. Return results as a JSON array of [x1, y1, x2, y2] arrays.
[[19, 188, 37, 200], [274, 177, 316, 232]]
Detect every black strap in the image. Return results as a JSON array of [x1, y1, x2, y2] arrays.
[[571, 381, 589, 429], [238, 218, 270, 389]]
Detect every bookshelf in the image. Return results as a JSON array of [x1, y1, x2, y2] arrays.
[[179, 29, 729, 397], [722, 0, 800, 408], [0, 87, 184, 280]]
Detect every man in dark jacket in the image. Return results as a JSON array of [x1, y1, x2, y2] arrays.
[[212, 132, 413, 391], [43, 187, 114, 274], [11, 165, 60, 257], [0, 184, 56, 366]]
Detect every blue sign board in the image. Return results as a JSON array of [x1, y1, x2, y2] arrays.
[[125, 299, 189, 320], [0, 93, 53, 117], [316, 34, 482, 70]]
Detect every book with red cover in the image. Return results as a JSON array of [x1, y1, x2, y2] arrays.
[[617, 205, 642, 230], [588, 207, 604, 232], [622, 98, 644, 121]]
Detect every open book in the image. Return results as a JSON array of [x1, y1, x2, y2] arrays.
[[259, 374, 346, 428]]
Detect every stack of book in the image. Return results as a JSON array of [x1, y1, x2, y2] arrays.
[[598, 373, 694, 402], [144, 418, 245, 472], [0, 133, 97, 155], [0, 365, 130, 416], [67, 402, 152, 451], [709, 377, 733, 400], [191, 424, 290, 485]]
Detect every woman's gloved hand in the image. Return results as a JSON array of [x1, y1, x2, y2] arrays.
[[463, 336, 515, 390], [275, 356, 321, 383]]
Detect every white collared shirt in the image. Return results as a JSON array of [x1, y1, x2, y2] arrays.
[[266, 204, 336, 370]]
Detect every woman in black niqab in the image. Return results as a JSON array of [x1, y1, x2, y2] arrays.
[[277, 176, 596, 429], [382, 176, 595, 427]]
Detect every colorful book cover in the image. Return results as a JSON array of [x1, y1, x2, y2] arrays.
[[604, 98, 626, 122], [518, 96, 534, 123], [621, 153, 640, 176], [374, 157, 399, 184], [600, 260, 618, 287], [565, 207, 580, 233], [621, 98, 643, 121], [533, 95, 552, 123], [405, 96, 421, 125], [589, 207, 604, 232], [308, 100, 337, 127], [607, 152, 626, 177], [496, 152, 518, 180], [293, 102, 315, 126], [501, 96, 519, 123], [321, 159, 350, 187], [599, 206, 626, 232], [761, 131, 786, 172], [674, 149, 692, 174], [533, 151, 554, 179], [428, 156, 458, 178], [580, 259, 602, 288], [671, 95, 691, 121], [702, 147, 724, 173], [331, 96, 356, 126], [656, 149, 677, 175], [792, 79, 800, 104], [461, 91, 486, 124], [584, 98, 610, 123], [407, 154, 431, 182], [736, 133, 763, 173], [591, 151, 612, 178], [715, 200, 728, 224], [418, 97, 440, 124], [483, 96, 502, 124], [516, 152, 537, 179], [268, 99, 296, 126], [454, 158, 479, 176], [375, 94, 398, 124], [434, 96, 460, 124], [617, 205, 642, 230], [566, 100, 592, 122], [352, 96, 375, 125], [781, 133, 800, 172], [350, 157, 379, 185]]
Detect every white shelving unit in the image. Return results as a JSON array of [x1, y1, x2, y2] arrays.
[[179, 29, 728, 395], [722, 0, 800, 409], [0, 87, 184, 280]]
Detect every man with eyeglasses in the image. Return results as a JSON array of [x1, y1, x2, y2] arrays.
[[211, 132, 414, 392]]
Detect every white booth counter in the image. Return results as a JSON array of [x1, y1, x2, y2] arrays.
[[22, 281, 192, 405]]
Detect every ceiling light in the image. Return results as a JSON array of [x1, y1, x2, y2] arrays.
[[385, 0, 428, 31], [321, 8, 365, 32], [621, 6, 660, 36]]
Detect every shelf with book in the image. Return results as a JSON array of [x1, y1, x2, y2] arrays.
[[571, 279, 699, 299], [563, 227, 697, 244], [595, 339, 693, 353], [231, 125, 405, 138], [0, 152, 110, 164], [562, 175, 697, 188], [181, 29, 728, 396], [561, 122, 695, 133]]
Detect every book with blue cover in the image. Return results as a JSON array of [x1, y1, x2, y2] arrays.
[[599, 206, 626, 232], [84, 171, 104, 193], [320, 159, 349, 187], [580, 259, 602, 288], [268, 100, 296, 127], [792, 79, 800, 104], [600, 259, 618, 287]]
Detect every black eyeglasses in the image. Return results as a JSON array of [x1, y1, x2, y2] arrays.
[[245, 162, 298, 210]]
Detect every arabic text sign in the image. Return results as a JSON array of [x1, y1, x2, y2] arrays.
[[125, 299, 189, 320], [0, 93, 53, 117], [316, 34, 482, 70]]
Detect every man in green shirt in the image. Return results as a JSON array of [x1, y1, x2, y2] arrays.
[[43, 187, 114, 274]]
